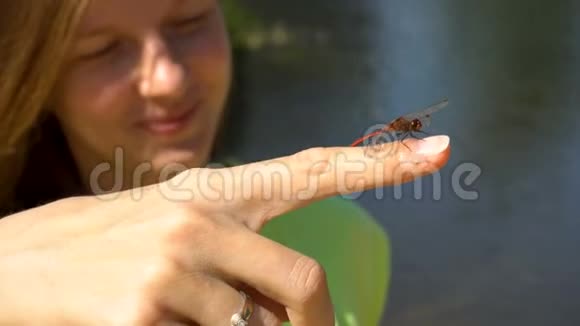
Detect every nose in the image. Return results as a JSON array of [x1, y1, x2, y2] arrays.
[[138, 36, 188, 106]]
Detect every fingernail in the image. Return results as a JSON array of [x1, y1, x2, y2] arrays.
[[410, 135, 450, 155]]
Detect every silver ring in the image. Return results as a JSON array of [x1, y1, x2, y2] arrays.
[[230, 290, 254, 326]]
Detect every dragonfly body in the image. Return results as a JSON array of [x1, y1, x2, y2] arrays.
[[350, 98, 448, 147], [385, 116, 424, 133]]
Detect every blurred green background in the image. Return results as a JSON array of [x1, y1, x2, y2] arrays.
[[221, 0, 580, 325]]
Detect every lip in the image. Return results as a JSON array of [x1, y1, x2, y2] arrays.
[[137, 103, 200, 136]]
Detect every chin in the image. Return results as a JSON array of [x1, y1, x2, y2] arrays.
[[150, 150, 205, 174]]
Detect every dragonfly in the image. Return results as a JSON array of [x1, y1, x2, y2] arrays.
[[350, 98, 449, 148]]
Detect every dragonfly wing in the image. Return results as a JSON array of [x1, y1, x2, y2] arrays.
[[400, 98, 448, 128]]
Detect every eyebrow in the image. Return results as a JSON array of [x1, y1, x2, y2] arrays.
[[77, 0, 195, 39], [79, 26, 116, 38]]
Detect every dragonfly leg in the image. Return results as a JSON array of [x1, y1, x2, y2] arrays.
[[415, 130, 430, 139], [408, 131, 428, 141], [399, 132, 411, 150]]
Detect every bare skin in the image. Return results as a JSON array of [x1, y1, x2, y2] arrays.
[[53, 0, 231, 192], [0, 136, 450, 325], [0, 0, 451, 324]]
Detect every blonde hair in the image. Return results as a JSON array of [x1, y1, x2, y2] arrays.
[[0, 0, 89, 210]]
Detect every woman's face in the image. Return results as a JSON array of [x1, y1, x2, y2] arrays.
[[53, 0, 231, 191]]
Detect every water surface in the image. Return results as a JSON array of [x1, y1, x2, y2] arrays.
[[228, 0, 580, 324]]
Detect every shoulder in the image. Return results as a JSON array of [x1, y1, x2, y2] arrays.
[[261, 196, 391, 326]]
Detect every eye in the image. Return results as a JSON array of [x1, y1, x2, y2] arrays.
[[169, 12, 209, 33], [80, 40, 120, 60]]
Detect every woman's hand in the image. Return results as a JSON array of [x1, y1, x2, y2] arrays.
[[0, 136, 450, 326]]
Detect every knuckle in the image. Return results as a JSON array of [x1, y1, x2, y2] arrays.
[[292, 147, 334, 179], [160, 206, 216, 243], [124, 302, 159, 326], [109, 294, 160, 326], [141, 256, 176, 287], [135, 257, 177, 303], [288, 255, 328, 305], [157, 207, 219, 268], [292, 147, 332, 166]]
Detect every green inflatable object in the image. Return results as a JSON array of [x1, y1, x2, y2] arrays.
[[220, 157, 391, 325]]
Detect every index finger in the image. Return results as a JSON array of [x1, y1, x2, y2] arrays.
[[193, 135, 450, 227]]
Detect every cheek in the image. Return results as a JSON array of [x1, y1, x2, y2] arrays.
[[56, 66, 134, 129], [181, 13, 232, 105], [53, 65, 138, 161]]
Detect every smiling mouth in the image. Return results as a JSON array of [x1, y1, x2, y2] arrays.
[[137, 104, 200, 136]]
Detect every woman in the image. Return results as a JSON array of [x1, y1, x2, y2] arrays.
[[0, 0, 451, 325]]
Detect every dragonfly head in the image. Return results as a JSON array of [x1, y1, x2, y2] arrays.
[[411, 118, 423, 131]]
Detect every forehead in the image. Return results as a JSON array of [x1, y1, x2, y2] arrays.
[[78, 0, 190, 35]]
